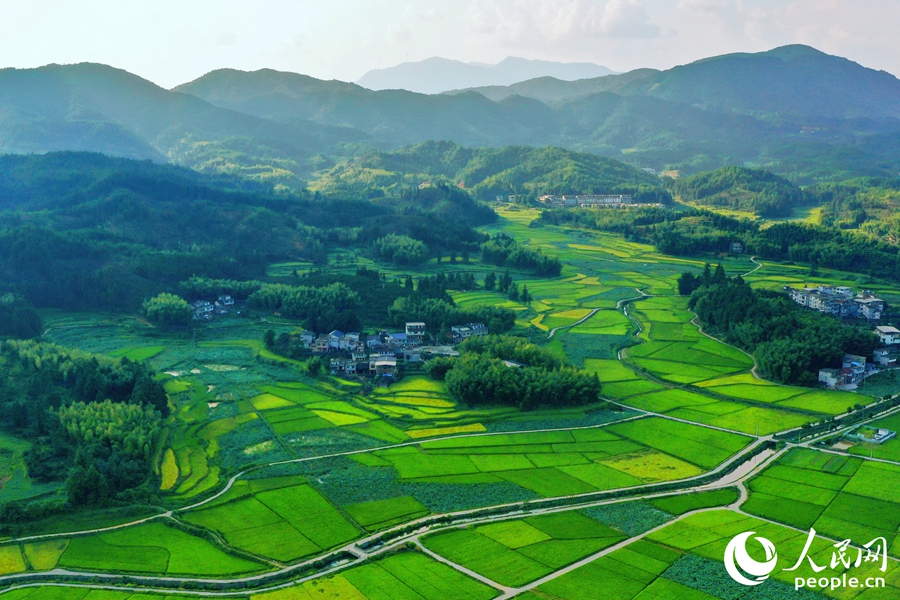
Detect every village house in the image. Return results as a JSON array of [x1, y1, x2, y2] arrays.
[[192, 300, 214, 320], [819, 353, 873, 388], [450, 322, 489, 342], [876, 325, 900, 346], [369, 355, 397, 377], [874, 348, 896, 368], [818, 368, 842, 388], [842, 353, 868, 385], [405, 322, 426, 345], [299, 330, 316, 347], [856, 293, 885, 321], [313, 335, 330, 353]]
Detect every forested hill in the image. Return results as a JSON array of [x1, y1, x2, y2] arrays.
[[672, 166, 807, 217], [0, 152, 495, 312], [3, 46, 900, 182], [312, 142, 670, 203], [451, 45, 900, 122], [0, 63, 365, 187]]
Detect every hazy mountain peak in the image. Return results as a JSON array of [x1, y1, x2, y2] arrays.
[[356, 56, 616, 94]]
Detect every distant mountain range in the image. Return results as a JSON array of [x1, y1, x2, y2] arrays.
[[0, 45, 899, 183], [356, 57, 616, 95]]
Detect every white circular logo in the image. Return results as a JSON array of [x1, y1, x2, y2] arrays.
[[724, 531, 778, 586]]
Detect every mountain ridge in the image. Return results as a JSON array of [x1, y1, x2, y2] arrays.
[[356, 56, 616, 95]]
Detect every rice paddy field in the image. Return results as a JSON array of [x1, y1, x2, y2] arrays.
[[529, 509, 900, 600], [743, 448, 900, 558], [5, 208, 900, 597]]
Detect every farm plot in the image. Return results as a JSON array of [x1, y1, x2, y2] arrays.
[[421, 511, 626, 586], [536, 509, 900, 600], [55, 522, 267, 576], [606, 417, 752, 469], [182, 476, 361, 561], [743, 448, 900, 556], [249, 551, 497, 600], [373, 421, 729, 498]]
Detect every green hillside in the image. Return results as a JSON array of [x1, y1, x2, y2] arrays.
[[672, 166, 806, 217], [0, 152, 493, 312], [0, 63, 364, 186], [312, 141, 670, 202], [457, 45, 900, 122]]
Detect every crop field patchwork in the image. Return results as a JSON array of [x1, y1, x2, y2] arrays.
[[183, 477, 361, 560], [743, 448, 900, 556], [422, 511, 626, 586], [55, 522, 267, 575], [12, 210, 898, 597]]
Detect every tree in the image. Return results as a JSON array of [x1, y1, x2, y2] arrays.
[[142, 293, 193, 327], [373, 234, 429, 265], [0, 294, 42, 339], [425, 357, 455, 380], [521, 285, 531, 304], [677, 273, 698, 296], [307, 356, 325, 377], [508, 283, 520, 302], [484, 272, 496, 291], [263, 329, 276, 348], [66, 464, 110, 507], [405, 275, 414, 290]]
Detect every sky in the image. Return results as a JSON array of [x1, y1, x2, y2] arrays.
[[1, 0, 899, 88]]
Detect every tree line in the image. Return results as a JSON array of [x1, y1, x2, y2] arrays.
[[425, 335, 600, 410], [684, 269, 879, 386]]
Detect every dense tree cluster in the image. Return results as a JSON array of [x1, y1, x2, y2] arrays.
[[687, 273, 879, 385], [373, 234, 429, 265], [142, 293, 193, 327], [428, 336, 601, 409], [480, 234, 562, 277], [0, 340, 167, 512], [673, 166, 806, 217], [458, 335, 563, 370], [388, 296, 515, 333], [537, 205, 900, 280], [248, 283, 361, 332], [0, 152, 497, 314], [0, 293, 42, 339], [443, 355, 601, 410]]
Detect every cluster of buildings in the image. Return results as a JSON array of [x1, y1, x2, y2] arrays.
[[538, 194, 639, 208], [312, 322, 488, 379], [818, 353, 875, 388], [787, 286, 885, 321], [816, 323, 900, 390], [192, 295, 236, 321]]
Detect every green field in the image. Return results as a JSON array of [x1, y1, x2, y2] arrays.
[[422, 511, 626, 586], [12, 206, 896, 593], [743, 448, 900, 557]]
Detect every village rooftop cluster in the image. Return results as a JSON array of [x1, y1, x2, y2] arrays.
[[313, 322, 488, 378], [787, 285, 885, 320]]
